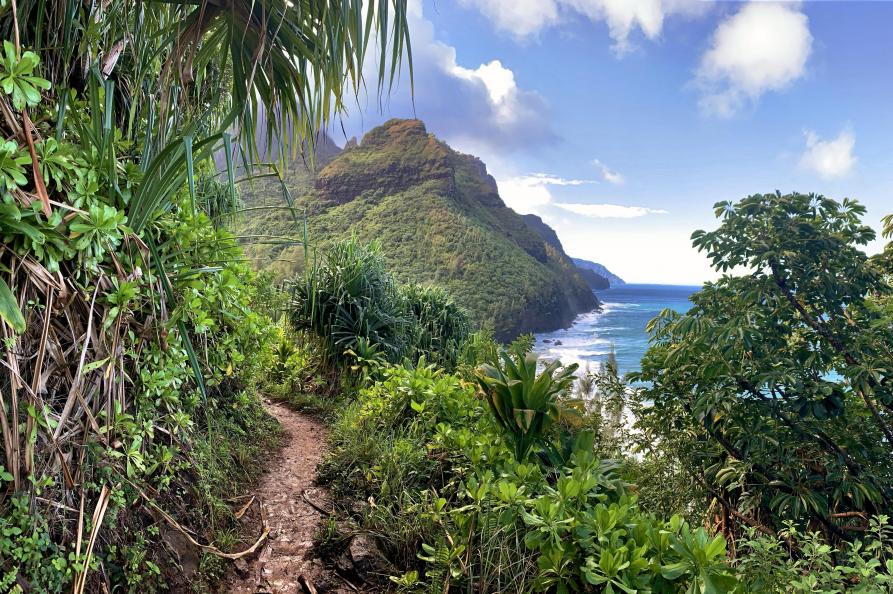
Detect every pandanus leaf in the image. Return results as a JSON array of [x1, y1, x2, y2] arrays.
[[0, 277, 25, 333], [513, 408, 536, 434]]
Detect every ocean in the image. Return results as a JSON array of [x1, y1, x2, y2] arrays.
[[534, 284, 700, 376]]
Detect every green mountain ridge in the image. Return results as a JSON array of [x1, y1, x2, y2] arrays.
[[236, 118, 599, 339], [521, 214, 611, 290]]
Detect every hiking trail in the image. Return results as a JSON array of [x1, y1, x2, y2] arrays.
[[220, 400, 355, 594]]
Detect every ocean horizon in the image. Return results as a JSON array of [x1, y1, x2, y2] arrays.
[[534, 283, 700, 376]]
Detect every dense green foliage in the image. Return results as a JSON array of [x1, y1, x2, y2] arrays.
[[6, 0, 893, 590], [0, 0, 412, 589], [320, 355, 741, 593], [300, 191, 893, 593], [635, 192, 893, 542], [290, 238, 471, 369], [237, 119, 598, 339], [732, 518, 893, 593]]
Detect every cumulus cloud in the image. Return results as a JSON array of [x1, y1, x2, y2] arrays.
[[555, 203, 668, 218], [592, 159, 624, 185], [497, 174, 593, 214], [799, 129, 857, 179], [377, 1, 557, 154], [457, 0, 560, 39], [459, 0, 707, 54], [696, 2, 812, 117]]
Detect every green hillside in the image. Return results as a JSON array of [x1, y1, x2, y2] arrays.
[[236, 119, 598, 339]]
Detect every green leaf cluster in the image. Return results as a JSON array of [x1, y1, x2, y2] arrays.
[[0, 41, 50, 109], [322, 347, 739, 593], [476, 349, 579, 461]]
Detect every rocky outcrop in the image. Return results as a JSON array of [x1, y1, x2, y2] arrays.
[[572, 257, 625, 287], [522, 214, 564, 251], [315, 120, 454, 204], [576, 267, 610, 290]]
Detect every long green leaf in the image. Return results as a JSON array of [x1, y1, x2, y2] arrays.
[[147, 237, 207, 403], [0, 277, 25, 333]]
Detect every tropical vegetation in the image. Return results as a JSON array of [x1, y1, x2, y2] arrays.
[[308, 192, 893, 593], [0, 0, 410, 590], [1, 0, 892, 590], [235, 118, 598, 339]]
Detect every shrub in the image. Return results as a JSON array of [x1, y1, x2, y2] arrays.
[[291, 238, 409, 363], [475, 349, 579, 461], [320, 355, 739, 593], [291, 239, 472, 370], [400, 283, 471, 369], [732, 515, 893, 592]]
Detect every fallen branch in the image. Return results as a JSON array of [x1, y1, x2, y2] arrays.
[[234, 495, 255, 520], [830, 511, 867, 519], [127, 478, 269, 560]]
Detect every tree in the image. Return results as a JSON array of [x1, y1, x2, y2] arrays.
[[636, 192, 893, 540]]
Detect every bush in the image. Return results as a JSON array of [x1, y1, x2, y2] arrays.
[[400, 283, 471, 370], [320, 351, 740, 593], [291, 238, 409, 362], [290, 239, 471, 370], [732, 516, 893, 592]]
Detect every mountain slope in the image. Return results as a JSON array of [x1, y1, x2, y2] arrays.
[[572, 257, 626, 287], [236, 119, 599, 339], [522, 214, 609, 290]]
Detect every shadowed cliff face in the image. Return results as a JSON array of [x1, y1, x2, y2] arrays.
[[238, 118, 599, 340]]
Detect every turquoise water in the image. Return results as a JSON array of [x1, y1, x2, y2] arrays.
[[535, 284, 700, 376]]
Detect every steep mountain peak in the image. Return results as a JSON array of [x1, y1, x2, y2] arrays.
[[315, 119, 454, 204], [359, 118, 431, 148], [239, 118, 600, 338]]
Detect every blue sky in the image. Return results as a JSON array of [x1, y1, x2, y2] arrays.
[[339, 1, 893, 284]]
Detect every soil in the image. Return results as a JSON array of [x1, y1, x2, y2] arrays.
[[219, 400, 356, 594]]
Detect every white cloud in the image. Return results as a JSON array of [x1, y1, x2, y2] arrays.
[[459, 0, 707, 55], [374, 1, 556, 153], [526, 173, 592, 186], [457, 0, 560, 39], [592, 159, 624, 185], [555, 203, 668, 218], [496, 173, 593, 214], [449, 60, 530, 128], [799, 129, 856, 179], [497, 172, 658, 219], [696, 2, 812, 117]]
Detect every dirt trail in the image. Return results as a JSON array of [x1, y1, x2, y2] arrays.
[[221, 400, 350, 594]]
